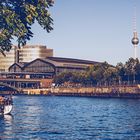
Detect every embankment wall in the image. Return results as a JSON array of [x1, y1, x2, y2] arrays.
[[22, 85, 140, 98]]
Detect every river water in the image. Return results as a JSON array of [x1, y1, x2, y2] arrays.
[[0, 96, 140, 140]]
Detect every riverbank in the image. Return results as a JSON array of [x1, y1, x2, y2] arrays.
[[19, 84, 140, 98]]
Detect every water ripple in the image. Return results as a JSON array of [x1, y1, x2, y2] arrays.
[[0, 96, 140, 139]]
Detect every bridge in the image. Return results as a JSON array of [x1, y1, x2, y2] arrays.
[[0, 82, 20, 93], [0, 72, 53, 94], [0, 78, 45, 94]]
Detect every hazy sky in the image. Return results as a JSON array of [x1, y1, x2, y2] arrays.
[[24, 0, 140, 65]]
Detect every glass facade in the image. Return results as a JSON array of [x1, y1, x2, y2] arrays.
[[9, 64, 22, 72], [24, 60, 55, 73], [55, 67, 85, 75], [0, 45, 53, 72], [0, 46, 17, 72], [18, 45, 53, 62]]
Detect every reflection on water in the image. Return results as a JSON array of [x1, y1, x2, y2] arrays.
[[4, 114, 13, 122], [0, 114, 13, 139], [0, 96, 140, 139]]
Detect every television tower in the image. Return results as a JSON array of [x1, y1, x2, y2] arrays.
[[131, 4, 139, 59]]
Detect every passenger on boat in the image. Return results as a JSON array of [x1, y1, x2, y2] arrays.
[[0, 96, 4, 104], [0, 96, 4, 113], [3, 96, 13, 106]]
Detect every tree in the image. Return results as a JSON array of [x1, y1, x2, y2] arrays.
[[0, 0, 54, 54], [135, 62, 140, 83], [116, 62, 125, 84], [124, 58, 139, 84], [86, 65, 96, 86], [54, 58, 140, 87]]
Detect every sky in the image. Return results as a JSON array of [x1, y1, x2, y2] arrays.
[[23, 0, 140, 65]]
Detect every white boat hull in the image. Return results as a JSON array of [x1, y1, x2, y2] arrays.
[[3, 105, 13, 115]]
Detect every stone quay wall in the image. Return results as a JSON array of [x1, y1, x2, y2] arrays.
[[50, 85, 140, 98], [22, 85, 140, 98]]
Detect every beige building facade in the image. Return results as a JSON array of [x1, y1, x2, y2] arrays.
[[0, 46, 17, 72], [18, 45, 53, 62], [0, 45, 53, 72]]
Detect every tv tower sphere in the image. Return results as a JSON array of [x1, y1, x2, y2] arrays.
[[132, 32, 139, 45]]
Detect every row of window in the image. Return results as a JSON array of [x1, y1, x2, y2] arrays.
[[10, 65, 55, 73]]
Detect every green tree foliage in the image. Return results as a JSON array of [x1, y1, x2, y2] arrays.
[[0, 0, 54, 53], [124, 58, 139, 83], [54, 58, 140, 87]]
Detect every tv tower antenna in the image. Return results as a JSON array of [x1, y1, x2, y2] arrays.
[[131, 3, 139, 59]]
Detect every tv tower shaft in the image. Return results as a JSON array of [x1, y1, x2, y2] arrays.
[[131, 3, 139, 59]]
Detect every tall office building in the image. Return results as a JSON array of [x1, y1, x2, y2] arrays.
[[0, 46, 17, 72], [18, 45, 53, 62], [0, 45, 53, 72]]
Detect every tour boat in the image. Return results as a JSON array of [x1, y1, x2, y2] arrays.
[[0, 96, 13, 115], [3, 104, 13, 115]]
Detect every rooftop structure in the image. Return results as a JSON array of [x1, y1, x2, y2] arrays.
[[17, 45, 53, 63], [0, 45, 53, 72], [9, 57, 101, 77]]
